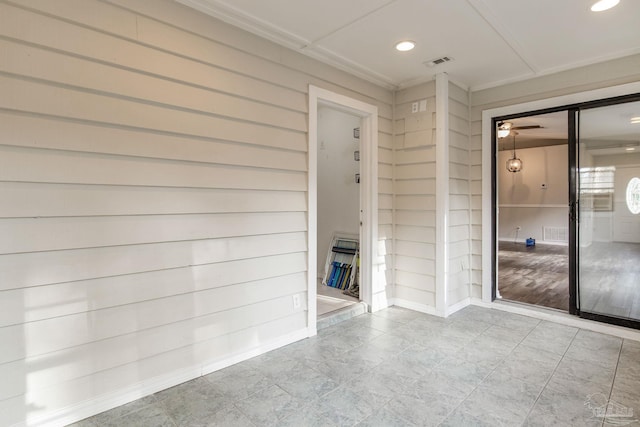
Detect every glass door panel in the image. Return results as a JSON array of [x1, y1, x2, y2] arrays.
[[578, 100, 640, 323]]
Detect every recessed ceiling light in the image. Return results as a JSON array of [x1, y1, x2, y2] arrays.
[[631, 116, 640, 124], [591, 0, 620, 12], [626, 147, 636, 151], [395, 41, 415, 52]]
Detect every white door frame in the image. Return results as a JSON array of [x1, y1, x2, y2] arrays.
[[308, 85, 378, 334]]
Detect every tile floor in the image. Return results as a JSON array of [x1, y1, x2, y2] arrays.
[[71, 306, 640, 426]]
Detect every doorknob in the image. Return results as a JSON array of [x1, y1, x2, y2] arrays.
[[569, 200, 579, 222]]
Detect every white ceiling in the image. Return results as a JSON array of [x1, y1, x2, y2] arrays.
[[178, 0, 640, 90], [581, 100, 640, 142]]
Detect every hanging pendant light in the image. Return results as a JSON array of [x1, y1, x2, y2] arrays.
[[506, 131, 522, 173]]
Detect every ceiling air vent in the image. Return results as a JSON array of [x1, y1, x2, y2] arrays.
[[424, 56, 453, 67]]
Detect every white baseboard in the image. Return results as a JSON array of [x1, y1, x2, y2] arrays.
[[498, 238, 568, 247], [445, 298, 471, 316], [26, 328, 310, 427], [201, 328, 309, 376], [21, 366, 201, 427], [392, 298, 470, 318], [392, 298, 441, 317], [470, 298, 640, 342]]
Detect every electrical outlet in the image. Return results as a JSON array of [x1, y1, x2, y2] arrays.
[[292, 294, 301, 309], [411, 102, 419, 113]]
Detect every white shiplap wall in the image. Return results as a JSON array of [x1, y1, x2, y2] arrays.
[[0, 1, 392, 425], [391, 80, 472, 315], [392, 83, 437, 309], [447, 82, 471, 309], [379, 120, 395, 302]]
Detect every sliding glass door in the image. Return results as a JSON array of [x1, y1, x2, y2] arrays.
[[576, 99, 640, 326], [492, 94, 640, 329]]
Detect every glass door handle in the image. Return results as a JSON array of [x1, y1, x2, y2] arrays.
[[569, 201, 577, 222]]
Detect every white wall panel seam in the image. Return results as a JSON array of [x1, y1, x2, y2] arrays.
[[0, 1, 313, 99], [0, 70, 308, 133]]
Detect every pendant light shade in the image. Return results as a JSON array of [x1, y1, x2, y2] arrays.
[[506, 157, 523, 173], [506, 131, 522, 173]]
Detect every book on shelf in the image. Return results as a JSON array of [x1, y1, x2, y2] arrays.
[[329, 263, 338, 288], [328, 261, 337, 287], [322, 233, 359, 289], [340, 264, 352, 289], [339, 263, 347, 288]]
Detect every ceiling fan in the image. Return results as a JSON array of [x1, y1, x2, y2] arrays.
[[497, 121, 542, 138]]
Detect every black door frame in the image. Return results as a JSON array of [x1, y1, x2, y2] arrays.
[[568, 108, 578, 316], [572, 93, 640, 330], [492, 93, 640, 330], [491, 106, 570, 309]]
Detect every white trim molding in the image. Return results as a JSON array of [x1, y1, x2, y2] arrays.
[[21, 328, 309, 427], [498, 204, 568, 209], [471, 298, 640, 342], [392, 298, 438, 316], [435, 73, 450, 316], [308, 86, 380, 336]]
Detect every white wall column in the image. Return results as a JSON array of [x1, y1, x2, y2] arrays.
[[435, 73, 450, 316]]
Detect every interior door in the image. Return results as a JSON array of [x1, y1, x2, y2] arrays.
[[576, 99, 640, 326]]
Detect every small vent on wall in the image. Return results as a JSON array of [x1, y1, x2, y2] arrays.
[[543, 226, 568, 243], [424, 56, 453, 67]]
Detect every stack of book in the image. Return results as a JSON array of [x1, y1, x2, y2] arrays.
[[327, 261, 353, 289], [325, 238, 357, 290]]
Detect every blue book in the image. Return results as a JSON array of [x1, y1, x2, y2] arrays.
[[329, 261, 341, 287], [336, 264, 346, 289], [328, 263, 336, 287]]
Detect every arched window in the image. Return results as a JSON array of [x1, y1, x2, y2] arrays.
[[626, 177, 640, 214]]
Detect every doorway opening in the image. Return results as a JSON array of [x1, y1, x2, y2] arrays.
[[307, 86, 378, 333], [316, 106, 361, 317], [495, 111, 570, 311]]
